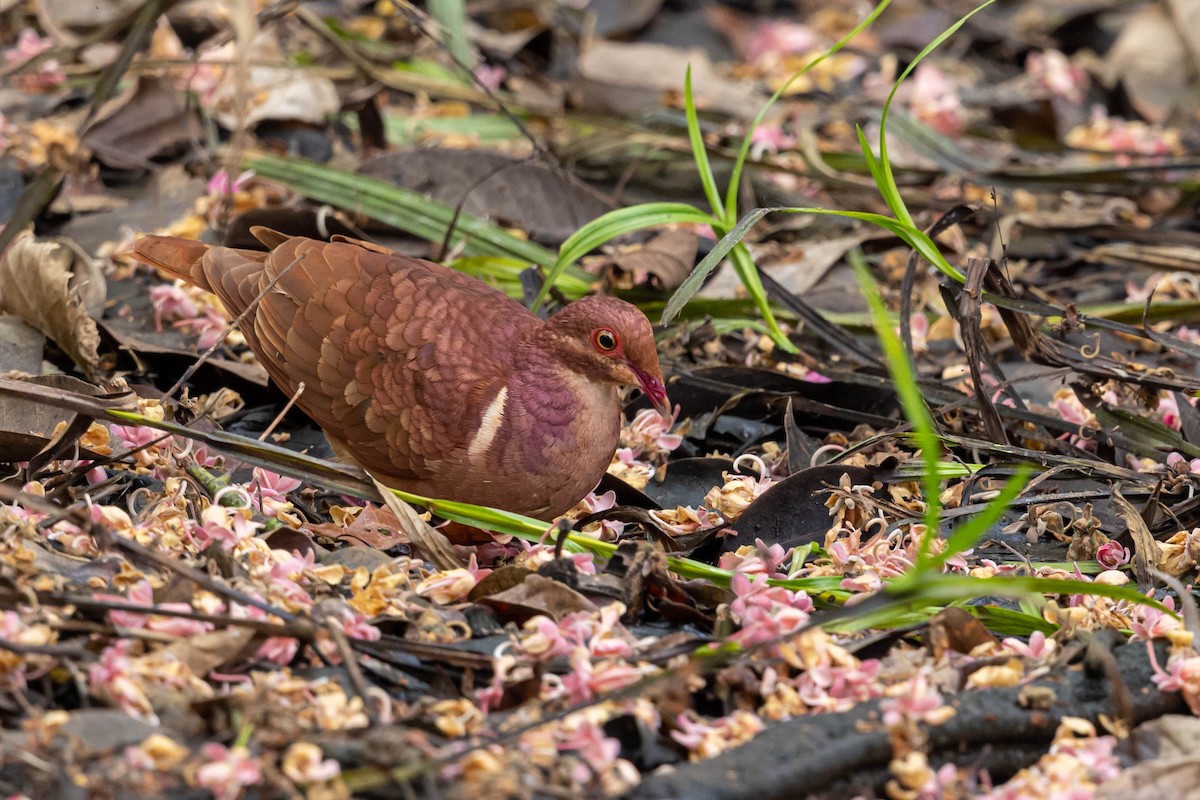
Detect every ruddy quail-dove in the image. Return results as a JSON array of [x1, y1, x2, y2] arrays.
[[134, 227, 670, 519]]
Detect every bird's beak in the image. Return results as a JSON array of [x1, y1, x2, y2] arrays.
[[635, 369, 672, 419]]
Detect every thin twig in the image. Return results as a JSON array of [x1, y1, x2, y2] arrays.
[[259, 382, 305, 441]]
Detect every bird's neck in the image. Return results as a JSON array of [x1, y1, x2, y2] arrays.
[[511, 331, 615, 412]]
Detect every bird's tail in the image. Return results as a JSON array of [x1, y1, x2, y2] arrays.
[[132, 236, 213, 292]]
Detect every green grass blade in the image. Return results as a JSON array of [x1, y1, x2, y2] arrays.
[[856, 123, 910, 226], [869, 0, 997, 229], [930, 464, 1032, 571], [663, 205, 964, 330], [427, 0, 473, 78], [245, 153, 559, 268], [684, 65, 724, 217], [722, 0, 892, 224], [534, 202, 714, 309], [850, 248, 942, 560], [451, 255, 592, 298], [727, 241, 795, 352], [968, 604, 1057, 636], [890, 573, 1175, 616], [660, 207, 776, 324]]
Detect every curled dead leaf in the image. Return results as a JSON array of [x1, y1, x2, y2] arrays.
[[0, 233, 102, 378]]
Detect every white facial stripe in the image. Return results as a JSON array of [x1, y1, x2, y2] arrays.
[[468, 385, 508, 460]]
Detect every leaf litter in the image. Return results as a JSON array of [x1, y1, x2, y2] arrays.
[[3, 1, 1200, 798]]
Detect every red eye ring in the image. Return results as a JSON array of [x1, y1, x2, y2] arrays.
[[593, 328, 619, 352]]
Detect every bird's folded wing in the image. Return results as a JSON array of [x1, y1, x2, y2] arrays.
[[205, 236, 538, 480]]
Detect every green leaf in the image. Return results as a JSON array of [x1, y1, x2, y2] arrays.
[[452, 255, 593, 298], [661, 207, 777, 324], [426, 0, 472, 79], [856, 123, 910, 227]]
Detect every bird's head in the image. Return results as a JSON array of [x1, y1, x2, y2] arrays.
[[541, 295, 670, 417]]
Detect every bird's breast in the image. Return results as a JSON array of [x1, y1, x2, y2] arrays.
[[468, 373, 620, 517]]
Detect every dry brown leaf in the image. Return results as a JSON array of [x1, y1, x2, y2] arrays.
[[0, 233, 101, 378], [1096, 715, 1200, 799], [476, 573, 596, 623], [369, 474, 461, 571], [0, 374, 107, 463], [159, 625, 258, 678], [1102, 4, 1200, 122]]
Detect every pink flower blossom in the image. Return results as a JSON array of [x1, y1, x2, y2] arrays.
[[175, 305, 230, 349], [749, 123, 796, 158], [149, 283, 200, 332], [1073, 106, 1181, 157], [794, 658, 884, 712], [528, 604, 638, 662], [1159, 393, 1182, 430], [1025, 49, 1087, 104], [518, 541, 597, 574], [1129, 595, 1182, 641], [193, 743, 263, 800], [625, 407, 683, 454], [1002, 630, 1056, 659], [474, 64, 506, 92], [281, 742, 341, 785], [476, 650, 517, 713], [255, 636, 300, 666], [579, 490, 625, 539], [1166, 452, 1200, 474], [745, 21, 820, 65], [557, 721, 626, 785], [109, 424, 166, 451], [88, 641, 156, 722], [1145, 642, 1200, 716], [188, 444, 222, 468], [706, 454, 777, 522], [560, 653, 652, 702], [648, 505, 723, 536], [908, 64, 965, 136], [521, 616, 575, 659], [4, 29, 66, 91], [245, 468, 302, 515], [206, 169, 254, 197], [333, 607, 380, 642], [671, 710, 764, 759], [191, 503, 260, 551], [728, 572, 813, 646], [718, 538, 789, 577], [269, 548, 315, 583], [880, 670, 951, 727], [1095, 541, 1131, 570], [98, 580, 212, 638], [906, 312, 929, 355]]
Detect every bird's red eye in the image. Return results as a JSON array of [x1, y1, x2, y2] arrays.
[[593, 328, 619, 352]]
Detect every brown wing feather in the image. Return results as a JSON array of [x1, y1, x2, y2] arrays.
[[133, 236, 217, 288]]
